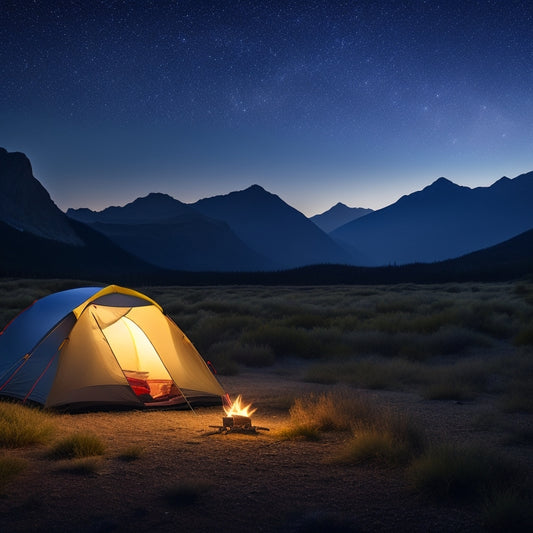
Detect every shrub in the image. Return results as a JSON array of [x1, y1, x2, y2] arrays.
[[409, 445, 523, 502], [242, 324, 319, 358], [293, 390, 372, 431], [277, 390, 373, 441], [47, 432, 106, 459], [304, 357, 428, 391], [333, 413, 426, 466], [0, 402, 56, 448], [0, 456, 26, 491], [207, 340, 275, 368]]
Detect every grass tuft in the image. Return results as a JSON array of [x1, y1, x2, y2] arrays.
[[409, 445, 524, 502], [47, 432, 105, 460], [0, 456, 26, 492], [332, 413, 426, 466], [277, 390, 376, 441], [0, 402, 56, 448]]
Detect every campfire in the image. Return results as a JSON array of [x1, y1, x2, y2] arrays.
[[210, 394, 268, 434]]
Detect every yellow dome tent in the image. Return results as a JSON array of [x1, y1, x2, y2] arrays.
[[0, 285, 225, 410]]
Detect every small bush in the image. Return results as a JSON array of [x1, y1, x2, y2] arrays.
[[207, 340, 275, 368], [0, 402, 56, 448], [409, 445, 523, 502], [163, 480, 211, 506], [333, 414, 426, 466], [276, 390, 372, 441], [48, 432, 106, 459], [304, 358, 428, 391], [277, 425, 321, 441], [0, 456, 26, 491]]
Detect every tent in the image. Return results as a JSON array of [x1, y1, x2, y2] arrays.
[[0, 285, 226, 410]]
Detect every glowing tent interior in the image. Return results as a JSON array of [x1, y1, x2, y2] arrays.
[[0, 285, 226, 410]]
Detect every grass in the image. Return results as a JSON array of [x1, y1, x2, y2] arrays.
[[277, 389, 375, 441], [2, 280, 532, 379], [47, 432, 106, 460], [0, 402, 56, 448], [332, 413, 426, 466], [278, 390, 426, 466], [0, 456, 26, 492], [408, 444, 525, 502]]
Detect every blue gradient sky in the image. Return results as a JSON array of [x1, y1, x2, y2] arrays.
[[1, 1, 532, 216]]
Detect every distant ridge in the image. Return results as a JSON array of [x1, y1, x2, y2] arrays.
[[310, 202, 373, 233], [332, 172, 533, 266], [68, 193, 271, 271], [67, 192, 194, 224]]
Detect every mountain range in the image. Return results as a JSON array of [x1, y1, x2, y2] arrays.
[[331, 174, 533, 265], [1, 146, 533, 281], [68, 193, 270, 271]]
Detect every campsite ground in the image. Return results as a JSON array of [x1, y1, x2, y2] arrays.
[[1, 280, 532, 532], [1, 366, 532, 533]]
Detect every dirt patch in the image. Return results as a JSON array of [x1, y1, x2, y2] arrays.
[[1, 368, 531, 532]]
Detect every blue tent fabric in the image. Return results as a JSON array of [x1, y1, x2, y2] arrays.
[[0, 287, 101, 364]]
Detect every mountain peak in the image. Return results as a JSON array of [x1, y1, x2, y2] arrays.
[[68, 191, 191, 224], [246, 184, 266, 192], [0, 147, 82, 245], [428, 177, 458, 189]]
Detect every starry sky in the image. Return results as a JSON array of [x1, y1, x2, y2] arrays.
[[1, 1, 532, 216]]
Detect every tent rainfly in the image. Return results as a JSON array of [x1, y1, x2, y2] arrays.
[[0, 285, 226, 410]]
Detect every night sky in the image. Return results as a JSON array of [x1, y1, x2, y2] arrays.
[[1, 1, 532, 215]]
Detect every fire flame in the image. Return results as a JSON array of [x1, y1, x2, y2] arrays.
[[224, 394, 257, 418]]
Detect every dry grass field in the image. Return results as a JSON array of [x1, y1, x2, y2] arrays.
[[1, 279, 532, 532]]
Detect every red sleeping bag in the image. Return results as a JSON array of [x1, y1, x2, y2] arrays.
[[127, 376, 150, 396]]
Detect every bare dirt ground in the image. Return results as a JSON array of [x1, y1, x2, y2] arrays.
[[1, 367, 532, 533]]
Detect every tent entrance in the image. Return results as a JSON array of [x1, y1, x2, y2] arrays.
[[101, 314, 183, 404]]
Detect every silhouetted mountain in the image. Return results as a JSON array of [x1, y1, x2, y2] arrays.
[[0, 218, 163, 281], [310, 202, 373, 232], [67, 192, 194, 224], [192, 185, 353, 268], [331, 173, 533, 266], [190, 227, 533, 285], [0, 148, 82, 245], [68, 193, 271, 271]]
